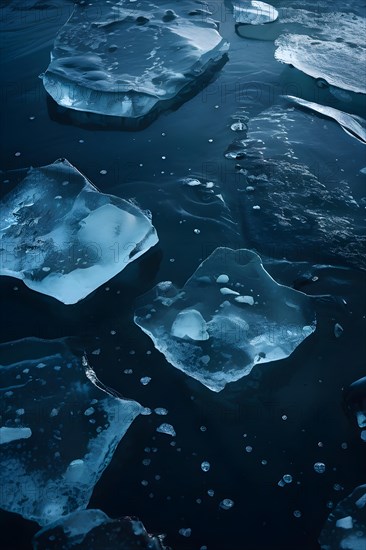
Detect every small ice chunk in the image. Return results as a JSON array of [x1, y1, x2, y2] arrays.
[[140, 377, 151, 386], [314, 462, 326, 474], [336, 516, 353, 529], [220, 499, 234, 510], [0, 427, 32, 445], [216, 274, 229, 284], [235, 295, 254, 305], [171, 309, 209, 341], [156, 423, 176, 437], [201, 461, 210, 472], [334, 323, 344, 338], [220, 287, 240, 296], [154, 408, 168, 416]]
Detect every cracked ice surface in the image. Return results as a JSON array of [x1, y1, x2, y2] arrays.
[[0, 338, 143, 525], [319, 485, 366, 550], [0, 159, 158, 304], [42, 0, 228, 120], [33, 509, 169, 549], [134, 248, 316, 392]]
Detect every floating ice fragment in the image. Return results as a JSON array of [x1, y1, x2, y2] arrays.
[[201, 461, 210, 472], [135, 248, 316, 392], [179, 528, 192, 537], [33, 509, 169, 549], [232, 1, 278, 25], [42, 1, 228, 124], [344, 377, 366, 441], [154, 408, 168, 416], [314, 462, 326, 474], [334, 323, 344, 338], [156, 423, 176, 437], [220, 499, 234, 510], [319, 485, 366, 549], [0, 338, 142, 525], [140, 377, 152, 386], [0, 426, 32, 445], [216, 274, 229, 283], [235, 295, 254, 305], [0, 159, 158, 304]]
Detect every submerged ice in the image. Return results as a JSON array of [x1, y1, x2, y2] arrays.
[[0, 338, 143, 525], [134, 248, 316, 392], [319, 485, 366, 550], [0, 159, 158, 304], [43, 0, 228, 121], [33, 509, 168, 549]]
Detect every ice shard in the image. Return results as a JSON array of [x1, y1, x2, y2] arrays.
[[42, 0, 228, 124], [0, 159, 158, 304], [0, 338, 143, 525], [134, 248, 316, 392], [283, 96, 366, 144]]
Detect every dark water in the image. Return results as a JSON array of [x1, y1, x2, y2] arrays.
[[1, 1, 366, 549]]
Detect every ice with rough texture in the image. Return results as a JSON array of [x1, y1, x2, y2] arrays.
[[33, 509, 169, 549], [233, 1, 278, 25], [134, 248, 316, 392], [275, 32, 366, 94], [283, 96, 366, 144], [0, 338, 143, 525], [0, 159, 158, 304], [319, 485, 366, 550], [43, 0, 228, 121]]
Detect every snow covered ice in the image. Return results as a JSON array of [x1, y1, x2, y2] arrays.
[[232, 1, 278, 25], [0, 159, 158, 304], [134, 248, 316, 392], [0, 338, 143, 525], [33, 509, 169, 549], [319, 484, 366, 550], [42, 0, 228, 122], [274, 9, 366, 94]]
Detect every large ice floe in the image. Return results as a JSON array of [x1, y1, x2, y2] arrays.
[[42, 0, 228, 123], [274, 9, 366, 94], [33, 509, 169, 549], [232, 1, 278, 25], [0, 338, 143, 525], [319, 485, 366, 550], [134, 248, 316, 392], [0, 159, 158, 304]]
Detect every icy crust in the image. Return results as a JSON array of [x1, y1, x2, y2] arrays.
[[275, 32, 366, 95], [233, 1, 278, 25], [319, 485, 366, 550], [134, 248, 316, 392], [0, 159, 158, 304], [33, 509, 169, 549], [0, 338, 143, 526], [283, 96, 366, 144], [43, 0, 229, 119]]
